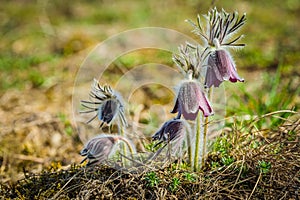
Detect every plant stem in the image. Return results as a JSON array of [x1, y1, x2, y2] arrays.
[[201, 116, 209, 167], [193, 112, 202, 172], [167, 133, 172, 170], [118, 123, 127, 166], [193, 87, 212, 171], [186, 125, 192, 167], [201, 87, 212, 167], [118, 137, 135, 157]]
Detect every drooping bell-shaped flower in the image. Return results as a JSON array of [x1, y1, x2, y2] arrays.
[[171, 73, 213, 120], [205, 46, 244, 88], [80, 79, 127, 128], [187, 8, 246, 88], [152, 119, 185, 145], [80, 135, 118, 166]]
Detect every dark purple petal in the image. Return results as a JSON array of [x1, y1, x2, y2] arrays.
[[170, 98, 179, 114], [152, 119, 185, 144], [228, 57, 244, 82], [164, 119, 185, 141], [98, 99, 118, 124], [229, 74, 244, 82], [152, 122, 167, 141]]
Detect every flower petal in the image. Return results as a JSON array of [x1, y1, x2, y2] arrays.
[[164, 119, 185, 141], [173, 81, 213, 120], [228, 55, 244, 82], [98, 99, 118, 124], [80, 136, 117, 166], [215, 50, 231, 81], [205, 65, 223, 88], [195, 87, 213, 117], [170, 98, 179, 114], [208, 52, 224, 81], [218, 49, 244, 83], [205, 49, 244, 87], [179, 82, 200, 114], [181, 108, 199, 120], [152, 122, 167, 141], [153, 119, 185, 143]]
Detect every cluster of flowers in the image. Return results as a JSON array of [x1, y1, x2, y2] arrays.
[[79, 80, 132, 166], [79, 8, 246, 168]]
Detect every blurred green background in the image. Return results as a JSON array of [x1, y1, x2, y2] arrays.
[[0, 0, 299, 181], [0, 0, 299, 107], [0, 0, 299, 91], [1, 0, 299, 87]]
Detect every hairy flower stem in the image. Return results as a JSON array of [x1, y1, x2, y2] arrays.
[[201, 87, 212, 167], [193, 112, 202, 172], [118, 137, 135, 158], [167, 134, 172, 170], [118, 124, 127, 166], [202, 117, 209, 167], [186, 127, 192, 167], [193, 87, 212, 171]]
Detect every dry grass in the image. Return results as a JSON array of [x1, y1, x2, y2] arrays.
[[1, 115, 299, 199]]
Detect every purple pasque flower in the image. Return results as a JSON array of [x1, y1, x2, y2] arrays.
[[152, 119, 185, 147], [171, 77, 213, 120], [186, 8, 246, 88], [80, 135, 118, 166], [80, 79, 127, 128], [205, 46, 244, 88]]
